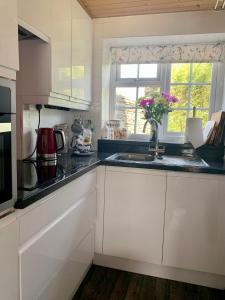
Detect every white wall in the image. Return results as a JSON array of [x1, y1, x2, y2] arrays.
[[91, 10, 225, 141]]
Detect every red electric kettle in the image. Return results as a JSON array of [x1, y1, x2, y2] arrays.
[[36, 128, 65, 160]]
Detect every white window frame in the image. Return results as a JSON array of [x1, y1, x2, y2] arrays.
[[109, 62, 222, 138]]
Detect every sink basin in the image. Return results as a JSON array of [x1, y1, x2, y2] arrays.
[[114, 153, 155, 162], [106, 153, 209, 168]]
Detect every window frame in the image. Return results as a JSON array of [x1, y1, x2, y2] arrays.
[[109, 62, 221, 138]]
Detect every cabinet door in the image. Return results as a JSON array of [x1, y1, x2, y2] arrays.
[[72, 0, 93, 103], [163, 172, 225, 275], [49, 0, 71, 98], [0, 0, 19, 73], [104, 167, 166, 265], [19, 191, 96, 300], [18, 0, 50, 36], [0, 217, 19, 300]]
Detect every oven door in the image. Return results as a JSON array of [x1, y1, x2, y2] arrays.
[[0, 113, 13, 210]]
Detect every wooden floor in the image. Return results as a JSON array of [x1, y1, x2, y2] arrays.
[[73, 265, 225, 300]]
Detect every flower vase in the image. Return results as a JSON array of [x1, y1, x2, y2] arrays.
[[145, 117, 158, 142], [150, 120, 158, 142]]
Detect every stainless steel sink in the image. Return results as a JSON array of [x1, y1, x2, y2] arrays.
[[113, 153, 155, 162], [106, 153, 209, 168]]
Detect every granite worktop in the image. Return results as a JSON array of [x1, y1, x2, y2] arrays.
[[16, 152, 110, 209], [15, 140, 225, 209]]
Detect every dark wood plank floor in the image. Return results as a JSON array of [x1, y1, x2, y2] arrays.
[[73, 265, 225, 300]]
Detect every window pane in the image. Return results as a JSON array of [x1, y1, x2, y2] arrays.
[[120, 64, 138, 78], [139, 64, 158, 78], [168, 110, 187, 132], [115, 108, 135, 133], [138, 86, 160, 98], [171, 63, 190, 83], [190, 85, 210, 108], [192, 63, 212, 83], [170, 85, 188, 108], [136, 109, 151, 134], [115, 87, 137, 106], [195, 110, 209, 128]]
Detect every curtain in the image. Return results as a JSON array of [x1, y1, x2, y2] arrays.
[[111, 43, 225, 64]]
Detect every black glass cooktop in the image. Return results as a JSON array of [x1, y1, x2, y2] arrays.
[[17, 153, 97, 191]]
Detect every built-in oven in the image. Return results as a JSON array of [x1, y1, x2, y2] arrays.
[[0, 78, 16, 214]]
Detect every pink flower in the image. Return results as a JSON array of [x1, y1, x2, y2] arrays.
[[162, 91, 179, 103], [139, 98, 155, 107]]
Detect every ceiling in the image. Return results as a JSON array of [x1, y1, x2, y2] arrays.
[[77, 0, 223, 18]]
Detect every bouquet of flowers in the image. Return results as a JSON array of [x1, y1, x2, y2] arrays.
[[138, 92, 179, 124]]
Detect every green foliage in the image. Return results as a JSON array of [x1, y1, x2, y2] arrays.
[[169, 63, 212, 132]]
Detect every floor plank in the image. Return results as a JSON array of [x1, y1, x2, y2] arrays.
[[73, 265, 225, 300]]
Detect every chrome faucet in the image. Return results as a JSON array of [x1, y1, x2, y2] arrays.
[[143, 118, 160, 158]]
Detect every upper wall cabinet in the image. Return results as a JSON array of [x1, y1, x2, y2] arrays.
[[18, 0, 50, 36], [72, 0, 93, 105], [17, 0, 93, 110], [49, 0, 71, 98], [0, 0, 19, 80]]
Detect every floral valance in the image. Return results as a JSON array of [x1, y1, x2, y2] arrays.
[[111, 43, 225, 64]]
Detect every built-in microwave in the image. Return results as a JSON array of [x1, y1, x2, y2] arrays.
[[0, 78, 16, 214]]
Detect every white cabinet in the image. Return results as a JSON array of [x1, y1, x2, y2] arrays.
[[17, 0, 93, 109], [103, 167, 166, 265], [0, 214, 19, 300], [18, 0, 71, 100], [0, 0, 19, 79], [18, 0, 50, 36], [163, 172, 225, 276], [19, 171, 97, 300], [72, 0, 93, 104], [49, 0, 71, 98], [20, 192, 96, 300]]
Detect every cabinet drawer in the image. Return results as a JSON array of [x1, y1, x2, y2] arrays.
[[19, 191, 96, 300], [19, 170, 96, 245], [39, 229, 94, 300]]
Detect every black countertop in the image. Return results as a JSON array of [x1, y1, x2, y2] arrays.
[[16, 148, 225, 209], [16, 152, 110, 209]]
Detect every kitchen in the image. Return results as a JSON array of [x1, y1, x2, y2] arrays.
[[1, 0, 225, 299]]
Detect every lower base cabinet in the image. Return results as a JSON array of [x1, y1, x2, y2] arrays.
[[19, 187, 96, 300], [0, 217, 19, 300], [38, 230, 94, 300], [103, 167, 166, 265], [163, 172, 225, 276]]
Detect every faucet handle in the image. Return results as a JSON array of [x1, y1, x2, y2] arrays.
[[148, 145, 165, 157]]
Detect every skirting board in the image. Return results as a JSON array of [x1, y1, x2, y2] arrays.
[[94, 254, 225, 290]]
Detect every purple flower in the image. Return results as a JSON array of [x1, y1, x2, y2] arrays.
[[162, 91, 179, 103], [139, 98, 155, 107]]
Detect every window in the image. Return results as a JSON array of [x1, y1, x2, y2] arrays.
[[111, 64, 162, 134], [110, 62, 218, 137], [167, 63, 213, 134]]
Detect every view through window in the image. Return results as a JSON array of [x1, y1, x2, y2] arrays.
[[111, 63, 215, 136]]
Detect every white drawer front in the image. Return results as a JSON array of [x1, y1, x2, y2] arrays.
[[19, 170, 96, 245], [38, 229, 94, 300], [19, 190, 96, 300]]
